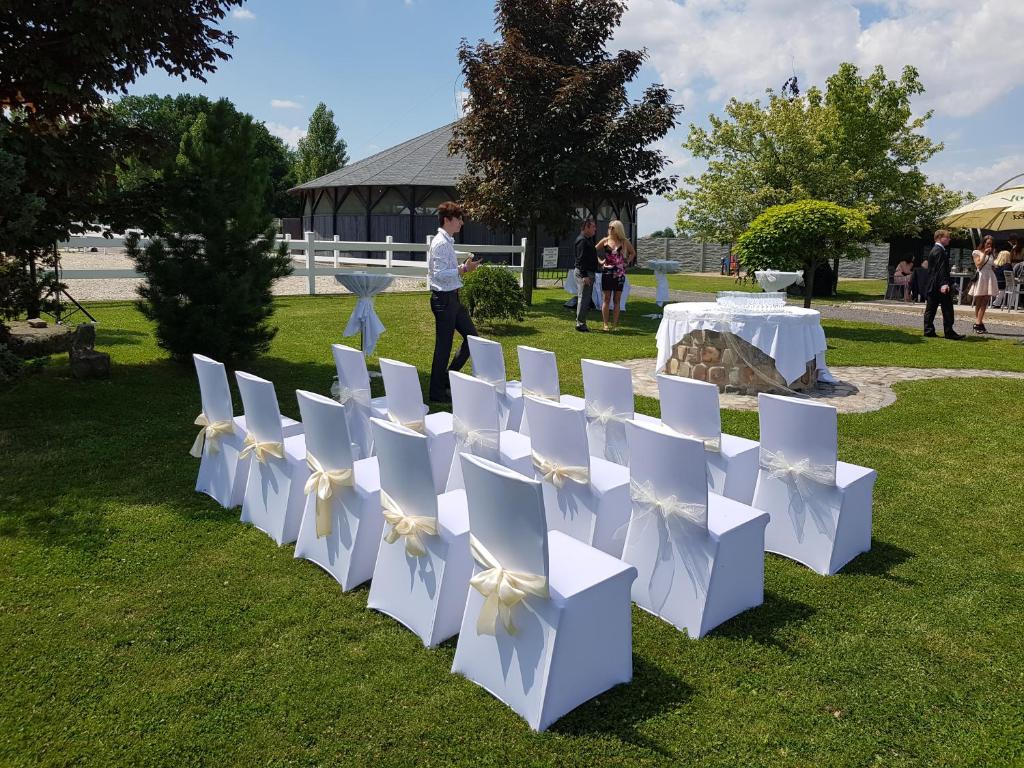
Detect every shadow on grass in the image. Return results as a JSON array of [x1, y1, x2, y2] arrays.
[[95, 328, 148, 347], [550, 653, 693, 753], [479, 323, 540, 337], [839, 538, 915, 584], [825, 325, 926, 345], [709, 590, 816, 649]]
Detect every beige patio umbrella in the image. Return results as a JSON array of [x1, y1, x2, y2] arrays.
[[940, 176, 1024, 231]]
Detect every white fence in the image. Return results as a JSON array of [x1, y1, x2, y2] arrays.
[[58, 232, 529, 296]]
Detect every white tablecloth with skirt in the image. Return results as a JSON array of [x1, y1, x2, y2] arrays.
[[564, 269, 630, 310], [647, 259, 681, 306], [335, 272, 394, 355], [655, 302, 831, 384], [754, 270, 803, 292]]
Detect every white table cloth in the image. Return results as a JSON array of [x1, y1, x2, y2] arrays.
[[335, 272, 394, 356], [655, 302, 830, 385], [755, 270, 803, 292], [563, 270, 630, 311], [647, 259, 682, 306]]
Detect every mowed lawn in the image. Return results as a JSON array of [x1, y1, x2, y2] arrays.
[[625, 271, 888, 303], [1, 289, 1022, 767]]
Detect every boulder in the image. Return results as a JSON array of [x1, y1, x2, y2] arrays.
[[70, 348, 110, 379], [27, 318, 48, 329]]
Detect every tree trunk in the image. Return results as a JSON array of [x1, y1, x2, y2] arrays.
[[832, 254, 840, 296], [804, 257, 816, 309], [522, 221, 538, 305], [26, 251, 40, 319]]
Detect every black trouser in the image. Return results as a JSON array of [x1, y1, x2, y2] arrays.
[[429, 289, 477, 399], [575, 269, 595, 326], [923, 289, 955, 336]]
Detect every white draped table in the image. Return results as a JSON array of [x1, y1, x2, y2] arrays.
[[647, 259, 682, 306], [563, 270, 631, 311], [754, 270, 803, 292], [655, 302, 833, 385], [335, 272, 394, 356]]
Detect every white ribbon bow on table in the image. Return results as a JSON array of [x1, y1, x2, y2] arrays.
[[475, 374, 507, 397], [343, 299, 387, 357], [469, 534, 549, 636], [380, 489, 437, 557], [304, 453, 354, 538], [531, 451, 590, 489], [334, 385, 371, 407], [452, 415, 499, 451], [239, 433, 285, 464], [387, 410, 425, 434], [189, 413, 235, 458], [759, 447, 837, 541]]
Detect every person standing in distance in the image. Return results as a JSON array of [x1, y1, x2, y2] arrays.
[[923, 228, 964, 340], [574, 217, 598, 332], [427, 201, 481, 403]]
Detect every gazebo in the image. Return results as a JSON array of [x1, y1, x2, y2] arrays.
[[286, 121, 638, 264]]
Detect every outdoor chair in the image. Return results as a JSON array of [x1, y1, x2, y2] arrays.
[[1003, 270, 1022, 311], [884, 275, 904, 300], [656, 374, 759, 504], [331, 344, 388, 459], [451, 453, 637, 732], [467, 335, 523, 431], [365, 417, 473, 648], [523, 395, 631, 557], [752, 394, 876, 575], [378, 358, 455, 493], [580, 358, 659, 465], [192, 354, 301, 508], [515, 345, 584, 435], [445, 371, 532, 492], [621, 421, 769, 638], [236, 371, 310, 546], [292, 390, 384, 591]]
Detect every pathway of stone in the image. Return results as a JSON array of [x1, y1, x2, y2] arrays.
[[618, 358, 1024, 414]]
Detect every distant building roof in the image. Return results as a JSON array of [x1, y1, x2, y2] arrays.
[[289, 121, 465, 192]]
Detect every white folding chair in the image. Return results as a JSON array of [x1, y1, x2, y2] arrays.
[[331, 344, 388, 459], [452, 453, 637, 732], [378, 358, 455, 493], [192, 354, 301, 508], [1002, 271, 1021, 311], [446, 371, 532, 491], [292, 390, 384, 591], [366, 417, 473, 648], [752, 394, 876, 575], [516, 345, 584, 435], [524, 396, 631, 557], [622, 421, 769, 638], [657, 374, 759, 504], [580, 359, 658, 465], [236, 371, 310, 546], [468, 335, 524, 431]]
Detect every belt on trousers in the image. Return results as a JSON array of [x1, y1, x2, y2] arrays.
[[431, 288, 460, 298]]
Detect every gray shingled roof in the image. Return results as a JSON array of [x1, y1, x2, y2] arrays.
[[289, 121, 465, 192]]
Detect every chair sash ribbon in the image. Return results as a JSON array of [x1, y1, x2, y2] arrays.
[[584, 402, 632, 426], [629, 479, 708, 528], [380, 489, 437, 557], [304, 453, 354, 538], [453, 415, 499, 451], [531, 451, 589, 489], [759, 447, 837, 539], [469, 534, 549, 636], [336, 385, 371, 407], [476, 374, 506, 397], [239, 432, 285, 464], [189, 412, 235, 458], [522, 387, 559, 401], [675, 430, 721, 453], [387, 410, 425, 434]]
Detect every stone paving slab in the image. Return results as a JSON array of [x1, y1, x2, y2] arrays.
[[618, 357, 1024, 414]]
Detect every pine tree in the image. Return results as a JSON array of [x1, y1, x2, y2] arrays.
[[128, 99, 292, 363], [293, 103, 348, 184]]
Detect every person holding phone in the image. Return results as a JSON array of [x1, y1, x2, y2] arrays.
[[427, 201, 480, 403]]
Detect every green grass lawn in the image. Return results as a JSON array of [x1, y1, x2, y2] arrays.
[[2, 289, 1022, 766], [626, 271, 888, 303]]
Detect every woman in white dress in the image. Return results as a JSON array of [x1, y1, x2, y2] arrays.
[[969, 234, 998, 333]]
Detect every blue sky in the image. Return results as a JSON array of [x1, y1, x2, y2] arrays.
[[128, 0, 1024, 234]]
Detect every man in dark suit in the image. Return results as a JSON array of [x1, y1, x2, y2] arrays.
[[923, 229, 964, 339], [573, 217, 598, 332]]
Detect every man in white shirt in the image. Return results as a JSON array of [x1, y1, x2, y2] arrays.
[[427, 201, 480, 403]]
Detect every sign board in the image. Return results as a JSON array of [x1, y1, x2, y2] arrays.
[[542, 247, 559, 268]]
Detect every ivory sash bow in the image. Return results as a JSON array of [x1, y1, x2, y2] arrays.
[[239, 432, 285, 464], [759, 448, 836, 488], [584, 402, 632, 426], [675, 430, 721, 453], [387, 410, 425, 434], [629, 479, 708, 529], [304, 453, 354, 537], [453, 415, 499, 450], [336, 385, 371, 407], [380, 489, 437, 557], [189, 413, 235, 458], [476, 374, 506, 397], [531, 451, 590, 489], [469, 534, 549, 636], [522, 387, 559, 401]]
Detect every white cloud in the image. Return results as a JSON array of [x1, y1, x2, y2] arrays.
[[404, 0, 413, 5], [618, 0, 1024, 117], [231, 7, 255, 20], [926, 153, 1024, 196], [266, 122, 306, 148], [270, 99, 302, 109]]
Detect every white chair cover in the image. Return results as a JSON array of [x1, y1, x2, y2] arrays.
[[452, 454, 637, 731], [331, 343, 387, 459], [378, 358, 455, 493], [468, 335, 523, 431], [236, 371, 310, 545], [657, 374, 759, 504], [516, 346, 583, 435], [292, 390, 384, 591], [366, 417, 473, 647], [752, 394, 875, 575], [523, 396, 631, 557], [622, 421, 769, 637], [192, 354, 248, 508], [581, 359, 635, 465]]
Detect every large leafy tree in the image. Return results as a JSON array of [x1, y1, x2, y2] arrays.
[[452, 0, 681, 304], [293, 103, 348, 184], [673, 63, 961, 247]]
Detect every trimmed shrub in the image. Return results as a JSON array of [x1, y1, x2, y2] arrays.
[[461, 264, 527, 324]]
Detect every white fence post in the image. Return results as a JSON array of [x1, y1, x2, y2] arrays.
[[519, 236, 528, 288], [305, 231, 316, 295], [385, 235, 393, 269], [333, 234, 340, 268]]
